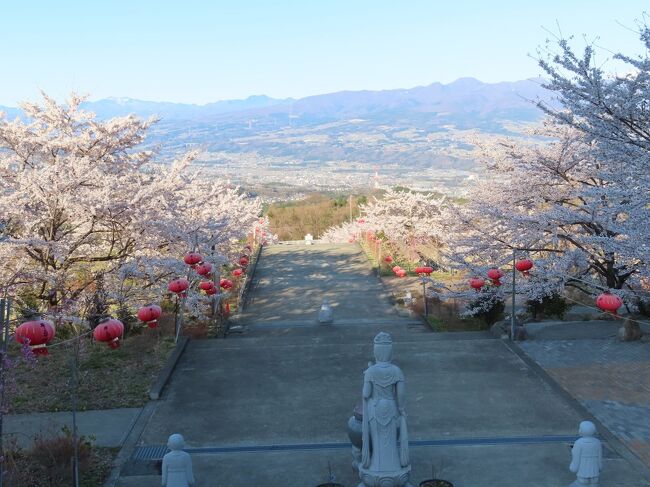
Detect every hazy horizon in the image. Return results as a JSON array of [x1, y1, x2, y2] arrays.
[[1, 75, 548, 108]]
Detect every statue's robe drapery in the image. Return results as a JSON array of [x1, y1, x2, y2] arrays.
[[361, 362, 409, 471]]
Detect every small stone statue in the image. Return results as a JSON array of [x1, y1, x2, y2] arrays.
[[358, 332, 414, 487], [305, 233, 314, 245], [318, 298, 333, 323], [162, 434, 195, 487], [569, 421, 602, 486]]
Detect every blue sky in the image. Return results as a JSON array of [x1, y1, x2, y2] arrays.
[[0, 1, 647, 105]]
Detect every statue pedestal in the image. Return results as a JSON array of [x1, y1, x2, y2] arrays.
[[358, 465, 412, 487]]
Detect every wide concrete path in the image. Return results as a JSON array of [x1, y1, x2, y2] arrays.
[[235, 242, 416, 327], [116, 243, 650, 487]]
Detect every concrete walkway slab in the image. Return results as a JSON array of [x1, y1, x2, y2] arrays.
[[139, 335, 585, 448], [114, 243, 650, 486], [117, 443, 648, 487], [239, 243, 408, 326]]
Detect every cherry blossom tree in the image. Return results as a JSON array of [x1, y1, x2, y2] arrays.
[[322, 189, 446, 263], [432, 21, 650, 314], [433, 121, 649, 313], [537, 23, 650, 171], [0, 93, 262, 318]]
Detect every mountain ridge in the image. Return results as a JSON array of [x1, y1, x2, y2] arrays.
[[0, 77, 551, 122]]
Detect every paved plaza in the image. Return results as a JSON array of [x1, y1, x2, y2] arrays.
[[520, 337, 650, 468], [114, 243, 650, 486]]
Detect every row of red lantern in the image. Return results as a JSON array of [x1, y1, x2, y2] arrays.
[[185, 253, 213, 276], [21, 246, 253, 356], [471, 261, 530, 290], [467, 259, 624, 315], [392, 266, 406, 278], [15, 316, 128, 356], [391, 265, 433, 278]]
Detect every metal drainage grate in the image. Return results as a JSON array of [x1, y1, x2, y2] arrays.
[[133, 444, 168, 460], [133, 435, 580, 461]]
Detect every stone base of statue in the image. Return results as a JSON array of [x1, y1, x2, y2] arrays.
[[569, 480, 599, 486], [357, 465, 413, 487]]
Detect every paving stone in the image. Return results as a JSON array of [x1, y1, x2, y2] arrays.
[[520, 337, 650, 469]]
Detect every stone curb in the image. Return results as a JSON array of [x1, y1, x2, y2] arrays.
[[149, 336, 189, 400], [237, 242, 263, 313], [503, 339, 650, 482], [102, 401, 158, 487], [104, 337, 190, 486]]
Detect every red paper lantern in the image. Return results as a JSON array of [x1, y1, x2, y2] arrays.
[[93, 319, 124, 349], [239, 256, 249, 266], [205, 287, 218, 296], [137, 304, 162, 323], [416, 266, 433, 275], [195, 262, 212, 276], [183, 252, 202, 266], [137, 305, 162, 329], [15, 319, 56, 355], [596, 292, 623, 315], [168, 278, 189, 294], [232, 268, 244, 277], [199, 280, 215, 291], [392, 265, 401, 273], [487, 268, 504, 281], [469, 278, 485, 291], [384, 256, 393, 263], [515, 259, 534, 276], [396, 269, 407, 278], [220, 279, 233, 290]]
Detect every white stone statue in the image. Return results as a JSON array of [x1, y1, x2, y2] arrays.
[[318, 298, 333, 323], [358, 332, 414, 487], [305, 233, 313, 245], [162, 434, 195, 487], [569, 421, 602, 486]]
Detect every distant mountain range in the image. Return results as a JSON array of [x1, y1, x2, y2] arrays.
[[1, 77, 552, 124], [0, 79, 556, 194]]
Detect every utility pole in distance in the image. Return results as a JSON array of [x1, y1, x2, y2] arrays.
[[349, 194, 353, 224]]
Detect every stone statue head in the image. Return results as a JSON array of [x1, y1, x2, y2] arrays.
[[578, 421, 596, 438], [373, 332, 393, 363], [167, 433, 186, 451]]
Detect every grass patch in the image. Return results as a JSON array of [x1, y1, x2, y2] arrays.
[[425, 314, 485, 332], [426, 316, 447, 332], [9, 317, 176, 413]]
